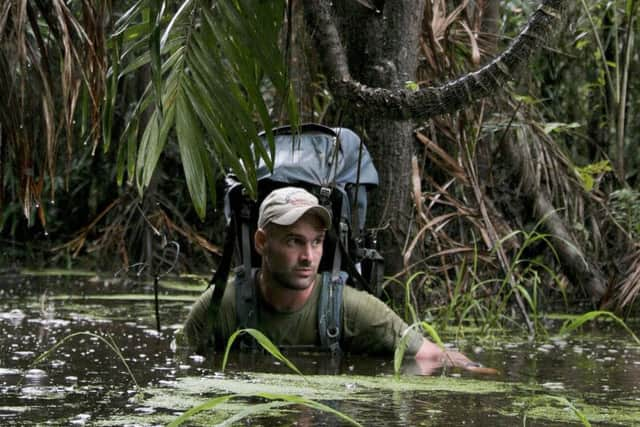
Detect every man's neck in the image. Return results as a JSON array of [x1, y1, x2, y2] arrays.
[[257, 270, 316, 313]]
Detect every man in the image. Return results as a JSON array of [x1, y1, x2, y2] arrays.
[[182, 187, 485, 373]]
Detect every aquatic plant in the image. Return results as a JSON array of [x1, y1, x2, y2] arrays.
[[176, 328, 364, 427], [167, 391, 362, 427], [480, 213, 572, 337], [524, 395, 592, 427], [221, 328, 304, 377], [402, 214, 570, 339], [558, 310, 640, 344], [25, 331, 140, 393], [394, 321, 445, 376], [386, 271, 426, 324], [436, 240, 496, 337]]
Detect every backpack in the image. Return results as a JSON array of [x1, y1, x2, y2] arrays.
[[209, 123, 383, 352]]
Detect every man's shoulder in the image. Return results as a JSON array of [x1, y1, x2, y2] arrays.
[[341, 284, 388, 311]]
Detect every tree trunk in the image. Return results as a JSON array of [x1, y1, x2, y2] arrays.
[[331, 1, 427, 278]]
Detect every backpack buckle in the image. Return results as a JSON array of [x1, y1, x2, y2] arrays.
[[318, 187, 332, 206]]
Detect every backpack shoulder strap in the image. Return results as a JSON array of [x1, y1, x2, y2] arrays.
[[235, 267, 259, 350], [318, 271, 346, 355]]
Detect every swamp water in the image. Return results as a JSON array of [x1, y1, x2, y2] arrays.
[[1, 271, 639, 426]]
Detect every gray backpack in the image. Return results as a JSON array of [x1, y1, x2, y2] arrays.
[[209, 123, 383, 352]]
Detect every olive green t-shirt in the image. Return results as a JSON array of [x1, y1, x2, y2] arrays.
[[181, 273, 424, 356]]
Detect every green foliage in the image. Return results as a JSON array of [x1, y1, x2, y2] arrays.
[[419, 216, 570, 337], [542, 122, 582, 135], [110, 0, 299, 219], [222, 328, 304, 377], [524, 395, 592, 427], [558, 310, 640, 344], [490, 215, 573, 336], [167, 392, 363, 427], [26, 331, 140, 394], [387, 271, 426, 323], [440, 244, 495, 335], [404, 80, 420, 91], [609, 188, 640, 239], [574, 160, 612, 191], [175, 328, 363, 426], [393, 321, 445, 376]]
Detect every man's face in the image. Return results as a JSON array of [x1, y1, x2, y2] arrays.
[[256, 213, 326, 291]]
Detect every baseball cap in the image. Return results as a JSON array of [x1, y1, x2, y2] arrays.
[[258, 187, 332, 229]]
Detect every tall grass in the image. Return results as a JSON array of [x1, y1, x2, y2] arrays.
[[386, 271, 426, 324], [410, 219, 569, 337], [393, 321, 445, 376], [481, 213, 574, 337], [579, 0, 637, 177], [443, 242, 496, 337], [524, 395, 592, 427], [558, 310, 640, 345], [221, 328, 305, 376]]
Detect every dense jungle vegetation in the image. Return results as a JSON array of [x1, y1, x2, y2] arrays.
[[1, 0, 639, 333]]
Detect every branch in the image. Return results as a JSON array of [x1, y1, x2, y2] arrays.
[[303, 0, 567, 119]]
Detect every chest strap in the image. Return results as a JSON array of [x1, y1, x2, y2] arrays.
[[318, 271, 346, 355]]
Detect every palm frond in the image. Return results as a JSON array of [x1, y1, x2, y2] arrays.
[[113, 0, 297, 219], [0, 1, 108, 224]]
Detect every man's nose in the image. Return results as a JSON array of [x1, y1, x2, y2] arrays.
[[300, 242, 313, 260]]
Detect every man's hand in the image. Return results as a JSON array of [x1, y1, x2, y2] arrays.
[[414, 339, 499, 375]]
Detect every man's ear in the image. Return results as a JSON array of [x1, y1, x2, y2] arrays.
[[254, 228, 266, 256]]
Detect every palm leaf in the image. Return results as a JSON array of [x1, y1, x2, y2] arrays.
[[114, 0, 297, 214], [0, 1, 108, 224], [176, 82, 208, 218]]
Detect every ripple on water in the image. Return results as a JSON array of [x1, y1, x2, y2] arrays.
[[12, 351, 35, 359], [19, 385, 66, 400], [0, 405, 27, 421], [27, 318, 70, 327], [134, 406, 155, 414], [69, 413, 91, 425], [541, 382, 565, 390], [24, 369, 47, 379], [0, 309, 26, 326], [189, 354, 205, 363]]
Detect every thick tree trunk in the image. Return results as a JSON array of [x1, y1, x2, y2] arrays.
[[331, 0, 427, 277], [366, 120, 415, 276]]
